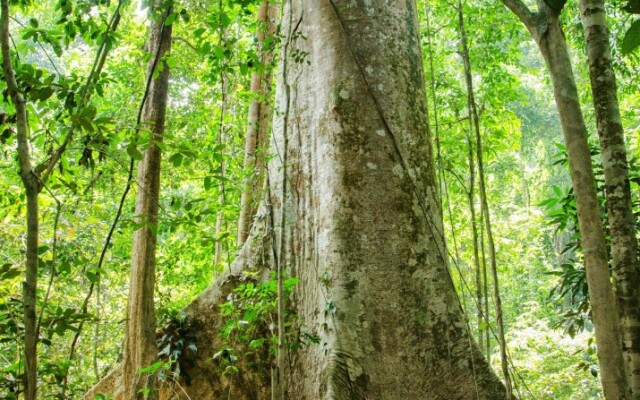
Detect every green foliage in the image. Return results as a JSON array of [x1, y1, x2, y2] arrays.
[[156, 315, 197, 385], [0, 0, 269, 395], [542, 143, 640, 337], [622, 19, 640, 55], [507, 303, 601, 398], [215, 274, 301, 376], [621, 1, 640, 55]]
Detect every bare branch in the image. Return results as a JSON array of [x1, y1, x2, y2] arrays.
[[172, 36, 197, 52]]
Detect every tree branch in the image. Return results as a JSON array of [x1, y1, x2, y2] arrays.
[[501, 0, 537, 34], [37, 0, 124, 185], [172, 36, 197, 52]]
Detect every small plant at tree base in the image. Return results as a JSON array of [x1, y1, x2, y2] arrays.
[[156, 315, 198, 386], [215, 273, 306, 376]]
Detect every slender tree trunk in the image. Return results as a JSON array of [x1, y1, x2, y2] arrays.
[[215, 0, 230, 267], [122, 4, 172, 398], [237, 0, 277, 246], [214, 71, 228, 267], [3, 3, 123, 397], [456, 1, 512, 395], [466, 130, 485, 353], [501, 0, 628, 397], [480, 208, 491, 361], [579, 1, 640, 397], [1, 2, 40, 398]]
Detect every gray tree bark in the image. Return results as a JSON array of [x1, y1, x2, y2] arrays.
[[88, 1, 505, 398], [122, 5, 173, 399], [273, 1, 504, 398], [579, 1, 640, 397], [501, 0, 628, 397]]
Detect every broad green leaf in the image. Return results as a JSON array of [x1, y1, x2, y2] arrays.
[[127, 143, 143, 160], [169, 153, 183, 167], [138, 361, 164, 374], [621, 20, 640, 54], [165, 12, 178, 26]]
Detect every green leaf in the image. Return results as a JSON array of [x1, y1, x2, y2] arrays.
[[35, 86, 55, 101], [180, 8, 190, 23], [166, 57, 177, 69], [552, 185, 563, 197], [127, 143, 143, 160], [169, 153, 183, 167], [165, 12, 178, 26], [220, 12, 232, 28], [0, 264, 20, 280], [158, 344, 171, 357], [78, 117, 95, 133], [86, 270, 100, 284], [621, 20, 640, 54], [137, 361, 164, 374]]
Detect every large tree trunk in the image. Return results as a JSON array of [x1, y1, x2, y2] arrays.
[[271, 1, 503, 398], [122, 5, 173, 399], [579, 1, 640, 397], [501, 0, 627, 397], [1, 2, 40, 398], [88, 1, 505, 398]]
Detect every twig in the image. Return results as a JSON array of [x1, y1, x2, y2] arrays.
[[35, 186, 62, 338]]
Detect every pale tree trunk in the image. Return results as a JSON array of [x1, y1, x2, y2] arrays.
[[501, 0, 627, 397], [88, 1, 505, 398], [456, 0, 512, 394], [1, 1, 39, 398], [579, 1, 640, 396], [123, 4, 172, 398], [275, 0, 503, 397], [237, 0, 277, 246]]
